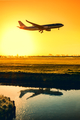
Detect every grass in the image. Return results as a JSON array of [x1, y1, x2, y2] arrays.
[[0, 72, 80, 90]]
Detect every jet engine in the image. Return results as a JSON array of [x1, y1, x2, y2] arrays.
[[46, 29, 51, 31]]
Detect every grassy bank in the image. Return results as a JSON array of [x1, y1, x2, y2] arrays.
[[0, 72, 80, 90], [0, 95, 16, 120]]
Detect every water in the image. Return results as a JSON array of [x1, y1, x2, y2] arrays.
[[0, 85, 80, 120]]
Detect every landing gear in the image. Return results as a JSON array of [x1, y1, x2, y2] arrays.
[[39, 30, 43, 33], [41, 30, 43, 33], [58, 28, 59, 30]]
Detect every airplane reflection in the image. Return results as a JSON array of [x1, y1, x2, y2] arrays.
[[19, 88, 63, 100]]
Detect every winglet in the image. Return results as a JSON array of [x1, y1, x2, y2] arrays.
[[26, 20, 28, 22], [26, 20, 33, 24]]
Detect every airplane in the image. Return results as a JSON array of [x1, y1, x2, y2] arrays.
[[19, 88, 63, 100], [17, 20, 64, 33]]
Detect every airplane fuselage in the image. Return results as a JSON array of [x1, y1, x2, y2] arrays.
[[18, 20, 64, 33], [21, 23, 63, 31]]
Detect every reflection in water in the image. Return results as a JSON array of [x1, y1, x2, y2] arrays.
[[0, 85, 80, 120], [19, 88, 63, 100]]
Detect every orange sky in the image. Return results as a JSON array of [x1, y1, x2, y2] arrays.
[[0, 0, 80, 56]]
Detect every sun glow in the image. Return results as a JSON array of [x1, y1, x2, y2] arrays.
[[1, 27, 35, 56]]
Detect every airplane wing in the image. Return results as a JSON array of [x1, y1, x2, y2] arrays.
[[26, 20, 44, 29]]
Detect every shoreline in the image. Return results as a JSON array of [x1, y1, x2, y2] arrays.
[[0, 72, 80, 90]]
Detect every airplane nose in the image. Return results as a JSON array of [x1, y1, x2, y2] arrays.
[[62, 24, 64, 26]]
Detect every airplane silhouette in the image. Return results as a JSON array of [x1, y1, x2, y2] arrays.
[[17, 20, 64, 33], [19, 88, 63, 100]]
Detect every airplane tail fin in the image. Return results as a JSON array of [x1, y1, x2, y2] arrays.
[[18, 21, 26, 27]]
